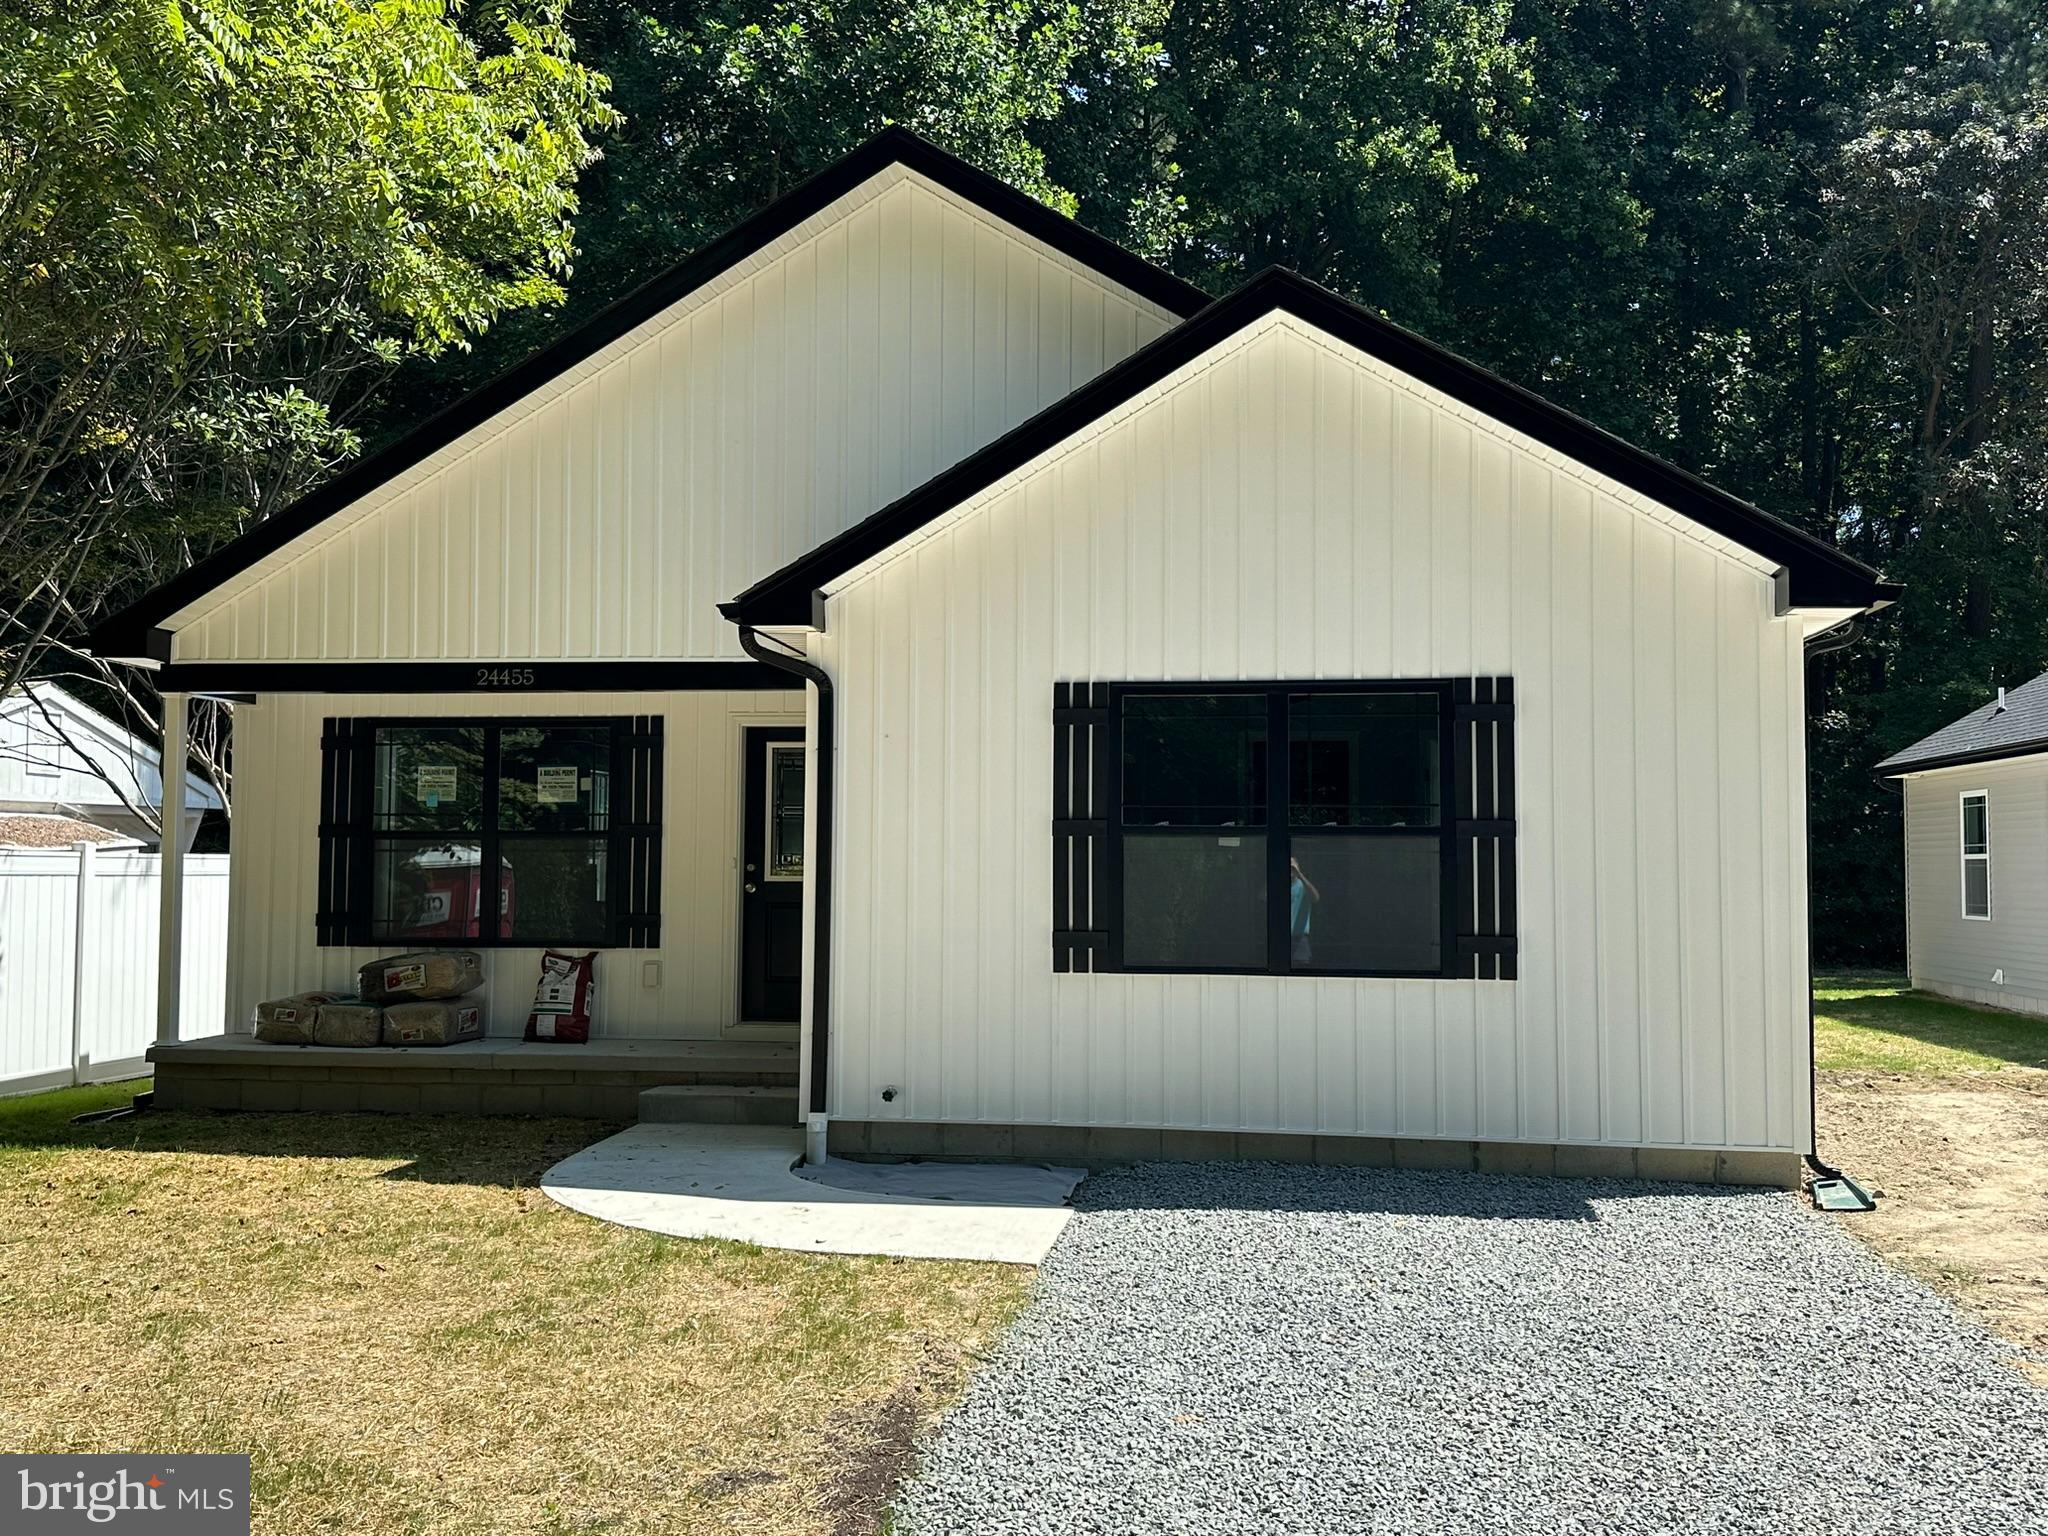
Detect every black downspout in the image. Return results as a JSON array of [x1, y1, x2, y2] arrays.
[[737, 626, 834, 1118], [1802, 617, 1862, 1183]]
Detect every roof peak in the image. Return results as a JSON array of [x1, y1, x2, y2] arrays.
[[726, 264, 1899, 626], [89, 128, 1208, 661]]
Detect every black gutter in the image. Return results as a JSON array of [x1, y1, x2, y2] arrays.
[[737, 627, 834, 1117], [1802, 618, 1863, 1179]]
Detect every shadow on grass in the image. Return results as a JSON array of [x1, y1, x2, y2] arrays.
[[1815, 978, 2048, 1071], [0, 1082, 621, 1189]]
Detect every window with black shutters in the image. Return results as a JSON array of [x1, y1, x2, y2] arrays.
[[318, 715, 662, 949], [1053, 681, 1516, 979]]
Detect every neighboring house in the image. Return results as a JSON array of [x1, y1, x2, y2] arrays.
[[1877, 674, 2048, 1018], [89, 131, 1898, 1184], [0, 682, 222, 850]]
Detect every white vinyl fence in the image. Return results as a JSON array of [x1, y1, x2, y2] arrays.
[[0, 847, 229, 1095]]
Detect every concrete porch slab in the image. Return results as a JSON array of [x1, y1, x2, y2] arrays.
[[539, 1123, 1077, 1264]]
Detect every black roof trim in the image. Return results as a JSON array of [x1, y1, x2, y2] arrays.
[[1875, 738, 2048, 778], [90, 128, 1210, 658], [724, 268, 1899, 626]]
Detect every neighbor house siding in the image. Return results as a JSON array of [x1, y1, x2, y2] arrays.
[[168, 171, 1179, 666], [815, 316, 1812, 1153], [223, 689, 802, 1039], [1903, 756, 2048, 1016]]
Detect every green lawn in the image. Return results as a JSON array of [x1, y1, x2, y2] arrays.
[[1814, 973, 2048, 1074]]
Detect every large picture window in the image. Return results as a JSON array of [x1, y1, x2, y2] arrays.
[[1111, 684, 1452, 977], [318, 715, 663, 949]]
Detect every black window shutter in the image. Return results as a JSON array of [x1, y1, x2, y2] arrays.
[[617, 714, 664, 948], [1052, 683, 1112, 972], [1452, 678, 1518, 979], [316, 717, 369, 946]]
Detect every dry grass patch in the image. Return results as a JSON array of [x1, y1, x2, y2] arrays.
[[0, 1085, 1029, 1535]]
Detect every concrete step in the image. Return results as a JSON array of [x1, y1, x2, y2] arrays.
[[638, 1084, 798, 1126]]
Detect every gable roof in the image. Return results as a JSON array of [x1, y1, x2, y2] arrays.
[[724, 267, 1900, 627], [89, 128, 1211, 661], [1876, 672, 2048, 776]]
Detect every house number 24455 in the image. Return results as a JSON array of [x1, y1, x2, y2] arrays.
[[474, 666, 538, 688]]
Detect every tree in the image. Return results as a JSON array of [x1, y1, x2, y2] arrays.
[[375, 0, 1164, 428], [0, 0, 615, 766]]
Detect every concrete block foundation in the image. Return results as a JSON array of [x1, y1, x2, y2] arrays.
[[832, 1120, 1801, 1189]]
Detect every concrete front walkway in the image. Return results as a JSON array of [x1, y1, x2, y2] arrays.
[[539, 1122, 1077, 1264]]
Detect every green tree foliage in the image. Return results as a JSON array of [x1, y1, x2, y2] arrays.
[[382, 0, 1164, 422], [12, 0, 2037, 949], [0, 0, 612, 714]]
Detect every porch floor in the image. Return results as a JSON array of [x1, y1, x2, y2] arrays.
[[146, 1033, 799, 1118]]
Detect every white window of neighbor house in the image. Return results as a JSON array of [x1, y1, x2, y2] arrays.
[[1959, 789, 1991, 920]]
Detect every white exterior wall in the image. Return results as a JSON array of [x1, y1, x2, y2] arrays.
[[816, 317, 1813, 1153], [224, 689, 802, 1039], [167, 170, 1178, 665], [1903, 757, 2048, 1017]]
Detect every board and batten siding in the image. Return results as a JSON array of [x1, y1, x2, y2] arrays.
[[223, 689, 802, 1039], [1903, 758, 2048, 1017], [815, 315, 1813, 1153], [167, 170, 1179, 666]]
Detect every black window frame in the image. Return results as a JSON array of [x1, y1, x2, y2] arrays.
[[352, 715, 632, 950], [1106, 681, 1457, 979]]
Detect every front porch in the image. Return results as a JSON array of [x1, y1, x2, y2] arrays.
[[147, 1033, 799, 1119]]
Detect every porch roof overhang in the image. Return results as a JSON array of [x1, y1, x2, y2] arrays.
[[148, 660, 796, 699], [721, 268, 1902, 630]]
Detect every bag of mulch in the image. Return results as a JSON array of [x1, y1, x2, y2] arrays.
[[523, 950, 596, 1043], [358, 950, 484, 1003], [312, 999, 384, 1048], [382, 999, 485, 1048], [252, 992, 342, 1046]]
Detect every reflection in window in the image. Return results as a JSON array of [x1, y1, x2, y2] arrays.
[[370, 838, 492, 942], [1287, 692, 1440, 827], [1117, 688, 1447, 975], [1123, 834, 1268, 970], [367, 721, 617, 946], [1121, 694, 1267, 826], [1286, 839, 1440, 973]]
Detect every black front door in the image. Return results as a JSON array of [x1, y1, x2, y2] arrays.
[[740, 727, 805, 1023]]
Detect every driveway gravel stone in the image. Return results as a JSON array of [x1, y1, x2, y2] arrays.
[[895, 1161, 2048, 1536]]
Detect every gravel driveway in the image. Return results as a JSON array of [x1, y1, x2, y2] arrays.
[[896, 1162, 2048, 1536]]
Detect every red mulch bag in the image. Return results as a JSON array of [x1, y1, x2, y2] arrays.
[[523, 950, 596, 1043]]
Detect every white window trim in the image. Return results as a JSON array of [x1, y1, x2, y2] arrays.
[[1959, 788, 1991, 921]]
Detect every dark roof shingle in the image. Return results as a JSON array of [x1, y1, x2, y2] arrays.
[[1876, 671, 2048, 775]]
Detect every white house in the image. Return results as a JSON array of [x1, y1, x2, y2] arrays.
[[90, 131, 1898, 1185], [0, 681, 222, 850], [1878, 674, 2048, 1018]]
